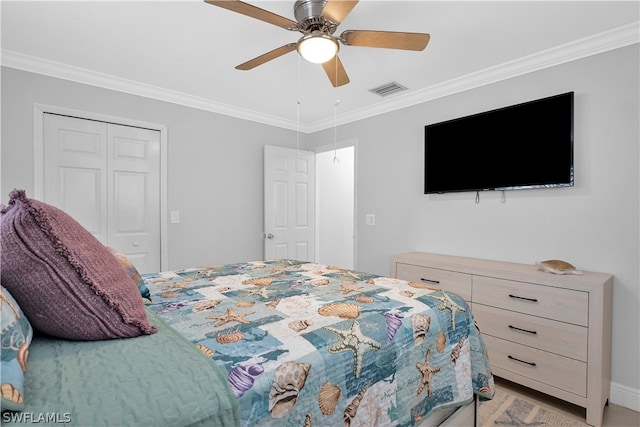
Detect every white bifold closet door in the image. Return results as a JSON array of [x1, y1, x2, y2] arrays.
[[43, 113, 161, 274]]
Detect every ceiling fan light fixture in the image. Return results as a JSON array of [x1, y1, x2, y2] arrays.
[[297, 32, 339, 64]]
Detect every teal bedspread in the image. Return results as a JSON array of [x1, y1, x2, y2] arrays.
[[145, 260, 494, 427], [5, 308, 239, 426]]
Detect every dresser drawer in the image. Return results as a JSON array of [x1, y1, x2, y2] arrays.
[[472, 276, 588, 326], [472, 304, 587, 361], [395, 263, 472, 301], [484, 335, 587, 396]]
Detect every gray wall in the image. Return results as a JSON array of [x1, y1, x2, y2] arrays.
[[0, 67, 304, 268], [2, 44, 638, 403]]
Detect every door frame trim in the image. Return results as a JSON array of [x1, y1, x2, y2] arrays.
[[33, 103, 169, 270]]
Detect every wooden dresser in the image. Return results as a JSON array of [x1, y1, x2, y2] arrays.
[[390, 252, 613, 427]]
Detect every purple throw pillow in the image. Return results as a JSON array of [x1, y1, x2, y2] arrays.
[[0, 190, 156, 340]]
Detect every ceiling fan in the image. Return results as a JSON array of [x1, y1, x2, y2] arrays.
[[204, 0, 431, 87]]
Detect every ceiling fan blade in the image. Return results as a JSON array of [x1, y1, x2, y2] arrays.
[[236, 43, 297, 70], [321, 55, 350, 87], [321, 0, 359, 25], [204, 0, 298, 30], [340, 30, 430, 51]]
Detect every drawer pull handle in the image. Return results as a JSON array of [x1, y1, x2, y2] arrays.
[[508, 325, 538, 335], [508, 294, 538, 303], [508, 355, 537, 367], [420, 278, 440, 285]]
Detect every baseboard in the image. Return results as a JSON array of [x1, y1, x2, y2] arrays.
[[610, 381, 640, 412]]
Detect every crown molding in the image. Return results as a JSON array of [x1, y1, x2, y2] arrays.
[[2, 22, 637, 134], [307, 21, 640, 132], [0, 49, 304, 132]]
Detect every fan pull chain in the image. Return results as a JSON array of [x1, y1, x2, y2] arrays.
[[333, 100, 340, 163], [296, 55, 301, 153], [296, 99, 301, 153]]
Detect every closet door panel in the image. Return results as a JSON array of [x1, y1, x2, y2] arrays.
[[108, 124, 161, 273], [43, 114, 108, 241]]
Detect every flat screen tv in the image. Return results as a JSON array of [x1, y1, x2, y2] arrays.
[[424, 92, 574, 194]]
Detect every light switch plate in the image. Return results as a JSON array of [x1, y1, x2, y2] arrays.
[[365, 214, 375, 226]]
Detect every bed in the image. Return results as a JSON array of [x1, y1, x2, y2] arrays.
[[142, 259, 495, 427], [1, 190, 493, 426], [3, 259, 494, 427]]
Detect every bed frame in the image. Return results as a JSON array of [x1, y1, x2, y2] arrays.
[[418, 397, 478, 427]]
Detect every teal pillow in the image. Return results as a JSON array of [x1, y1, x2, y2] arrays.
[[107, 247, 152, 302], [1, 285, 33, 411]]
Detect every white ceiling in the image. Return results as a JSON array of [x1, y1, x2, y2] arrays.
[[2, 1, 639, 132]]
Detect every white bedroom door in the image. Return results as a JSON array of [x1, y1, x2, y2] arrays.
[[263, 145, 315, 261], [42, 113, 161, 273]]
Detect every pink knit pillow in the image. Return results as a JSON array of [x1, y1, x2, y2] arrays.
[[0, 190, 156, 340]]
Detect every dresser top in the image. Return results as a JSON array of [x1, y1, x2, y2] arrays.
[[391, 252, 613, 291]]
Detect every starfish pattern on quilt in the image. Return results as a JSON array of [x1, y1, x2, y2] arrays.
[[340, 284, 364, 295], [244, 287, 274, 299], [426, 290, 466, 330], [324, 320, 381, 378], [207, 308, 255, 328], [416, 348, 441, 397]]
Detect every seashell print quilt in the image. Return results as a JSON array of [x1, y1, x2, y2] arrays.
[[145, 260, 494, 427]]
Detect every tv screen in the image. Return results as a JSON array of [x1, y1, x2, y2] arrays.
[[424, 92, 574, 194]]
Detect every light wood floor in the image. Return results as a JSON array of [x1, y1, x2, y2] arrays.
[[495, 377, 640, 427]]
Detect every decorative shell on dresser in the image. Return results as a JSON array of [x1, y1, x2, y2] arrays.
[[536, 259, 583, 275]]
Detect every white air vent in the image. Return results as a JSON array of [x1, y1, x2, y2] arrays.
[[369, 81, 408, 97]]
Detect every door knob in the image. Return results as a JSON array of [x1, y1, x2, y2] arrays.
[[133, 242, 140, 247], [265, 233, 274, 240]]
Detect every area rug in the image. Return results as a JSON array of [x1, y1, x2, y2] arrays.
[[479, 387, 588, 426]]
